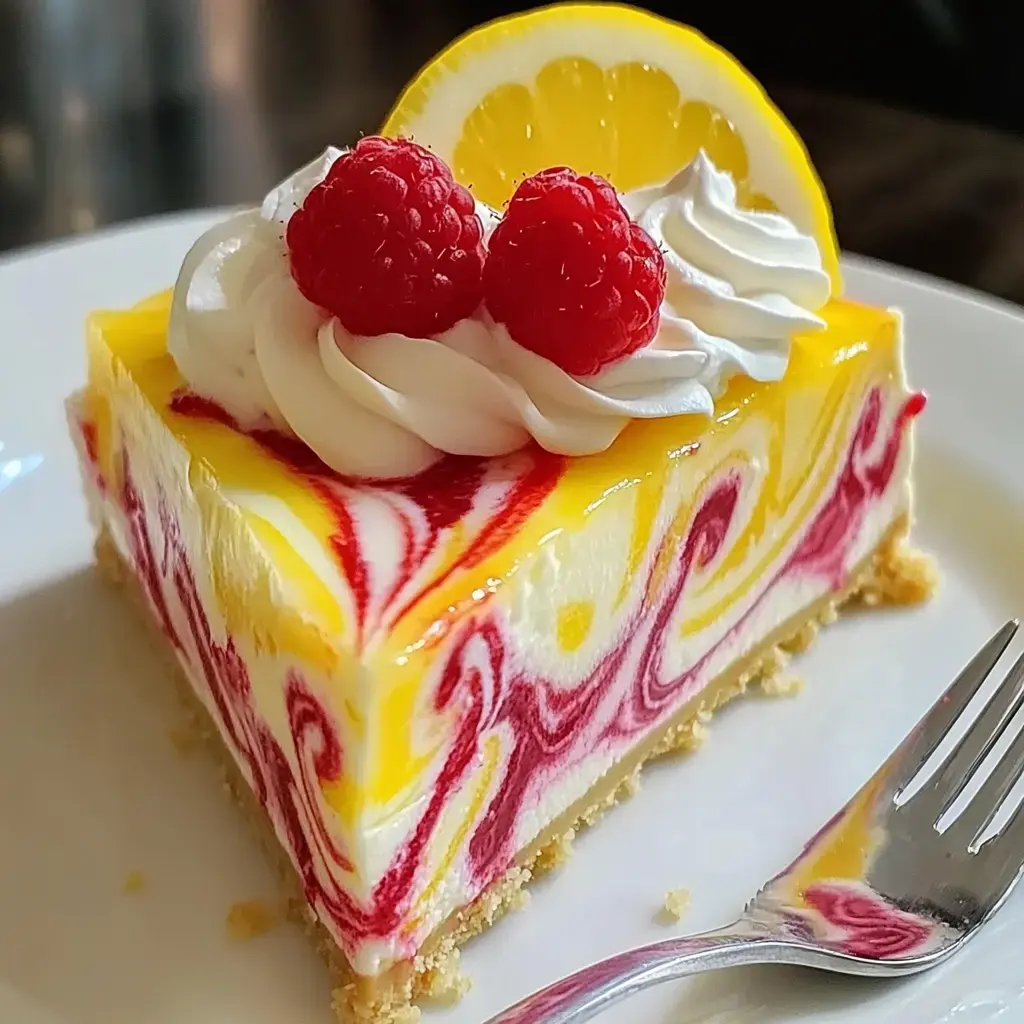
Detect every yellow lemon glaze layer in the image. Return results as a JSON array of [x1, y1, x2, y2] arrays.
[[71, 290, 917, 973]]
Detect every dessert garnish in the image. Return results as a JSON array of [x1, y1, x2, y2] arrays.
[[484, 167, 666, 376], [287, 137, 486, 339]]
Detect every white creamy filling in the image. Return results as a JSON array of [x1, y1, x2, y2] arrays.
[[168, 147, 831, 478], [67, 365, 914, 976]]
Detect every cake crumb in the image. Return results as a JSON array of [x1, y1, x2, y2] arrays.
[[421, 947, 473, 1006], [386, 1007, 422, 1024], [508, 886, 531, 913], [684, 710, 713, 750], [818, 601, 839, 625], [759, 646, 789, 676], [619, 767, 642, 798], [226, 898, 279, 940], [661, 888, 692, 922], [534, 828, 576, 873], [760, 673, 803, 698], [122, 870, 145, 894], [780, 620, 819, 654], [861, 543, 939, 607]]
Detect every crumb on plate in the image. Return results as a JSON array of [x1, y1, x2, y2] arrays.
[[122, 870, 145, 894], [661, 888, 692, 922], [760, 673, 803, 697], [226, 898, 280, 940], [858, 544, 939, 607], [421, 946, 473, 1006], [685, 710, 712, 750]]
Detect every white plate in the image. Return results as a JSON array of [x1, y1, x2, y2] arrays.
[[2, 213, 1024, 1024]]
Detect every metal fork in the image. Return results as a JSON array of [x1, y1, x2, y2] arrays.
[[485, 620, 1024, 1024]]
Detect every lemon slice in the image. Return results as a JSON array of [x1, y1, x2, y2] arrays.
[[382, 2, 840, 288]]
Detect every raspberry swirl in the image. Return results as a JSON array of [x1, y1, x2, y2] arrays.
[[169, 143, 831, 479]]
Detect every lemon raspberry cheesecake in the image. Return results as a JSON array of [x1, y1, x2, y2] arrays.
[[67, 4, 934, 1020]]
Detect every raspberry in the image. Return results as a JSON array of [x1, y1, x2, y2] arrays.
[[483, 168, 666, 377], [286, 136, 485, 338]]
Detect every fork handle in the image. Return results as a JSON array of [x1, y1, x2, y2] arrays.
[[482, 925, 785, 1024]]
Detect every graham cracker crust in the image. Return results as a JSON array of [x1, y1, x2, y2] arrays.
[[95, 516, 935, 1023]]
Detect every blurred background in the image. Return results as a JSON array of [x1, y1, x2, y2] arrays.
[[2, 0, 1023, 299]]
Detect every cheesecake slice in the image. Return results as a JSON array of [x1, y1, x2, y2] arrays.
[[68, 288, 930, 1016], [66, 4, 934, 1021]]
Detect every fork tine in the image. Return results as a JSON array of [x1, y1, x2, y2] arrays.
[[896, 620, 1018, 792], [922, 647, 1024, 820], [977, 776, 1024, 888], [947, 709, 1024, 851]]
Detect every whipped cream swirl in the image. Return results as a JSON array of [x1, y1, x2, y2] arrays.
[[169, 148, 831, 479], [621, 151, 831, 391]]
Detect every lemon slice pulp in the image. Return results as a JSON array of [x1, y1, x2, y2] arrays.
[[382, 2, 840, 289]]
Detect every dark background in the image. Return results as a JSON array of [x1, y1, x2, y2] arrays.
[[2, 0, 1024, 300]]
